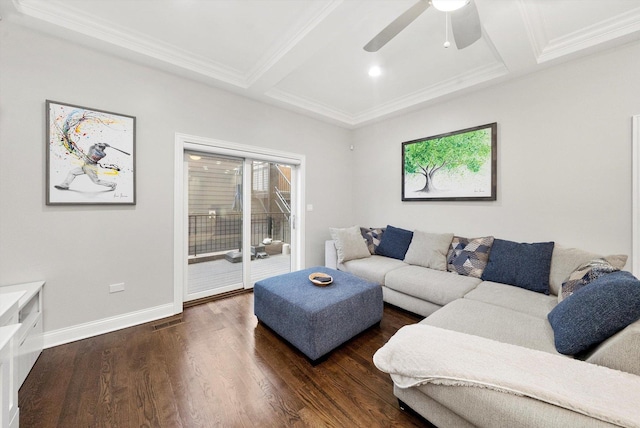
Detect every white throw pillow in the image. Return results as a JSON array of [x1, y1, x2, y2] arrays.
[[330, 226, 371, 264], [404, 230, 454, 271]]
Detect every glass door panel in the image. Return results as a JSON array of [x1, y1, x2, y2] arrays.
[[249, 161, 292, 285], [185, 151, 244, 300]]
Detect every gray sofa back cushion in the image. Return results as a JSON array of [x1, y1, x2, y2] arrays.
[[549, 245, 627, 296], [403, 230, 453, 271], [329, 226, 371, 263]]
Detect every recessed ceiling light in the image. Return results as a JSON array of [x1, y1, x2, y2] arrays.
[[189, 155, 201, 160], [368, 66, 382, 77]]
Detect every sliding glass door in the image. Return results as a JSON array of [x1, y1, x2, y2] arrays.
[[184, 152, 295, 302], [249, 161, 292, 285], [186, 152, 244, 299]]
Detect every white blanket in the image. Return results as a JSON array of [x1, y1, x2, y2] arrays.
[[373, 325, 640, 428]]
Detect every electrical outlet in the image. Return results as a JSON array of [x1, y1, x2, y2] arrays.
[[109, 283, 125, 293]]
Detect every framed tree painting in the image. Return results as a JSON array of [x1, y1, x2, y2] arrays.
[[46, 100, 136, 205], [402, 123, 497, 201]]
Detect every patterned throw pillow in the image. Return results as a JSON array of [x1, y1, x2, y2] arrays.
[[360, 227, 385, 255], [560, 258, 621, 302], [447, 236, 494, 278]]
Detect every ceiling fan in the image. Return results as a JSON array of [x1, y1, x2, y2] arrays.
[[363, 0, 481, 52]]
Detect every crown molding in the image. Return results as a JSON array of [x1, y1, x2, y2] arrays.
[[11, 0, 639, 129], [267, 61, 508, 127], [12, 0, 346, 91], [517, 0, 546, 59], [519, 1, 640, 64], [265, 88, 356, 126], [539, 7, 640, 63], [12, 0, 249, 87], [353, 62, 508, 124], [245, 0, 343, 87]]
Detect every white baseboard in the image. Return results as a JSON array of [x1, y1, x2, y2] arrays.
[[43, 303, 177, 349]]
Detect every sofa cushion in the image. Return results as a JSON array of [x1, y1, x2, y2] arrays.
[[403, 230, 453, 271], [464, 282, 557, 319], [559, 258, 624, 302], [341, 255, 406, 285], [481, 239, 554, 294], [422, 299, 560, 355], [548, 245, 627, 296], [375, 225, 413, 260], [584, 319, 640, 376], [547, 271, 640, 355], [382, 287, 442, 318], [447, 235, 494, 278], [360, 227, 385, 255], [385, 265, 481, 307], [330, 226, 371, 263]]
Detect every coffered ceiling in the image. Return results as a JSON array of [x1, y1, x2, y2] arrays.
[[6, 0, 640, 128]]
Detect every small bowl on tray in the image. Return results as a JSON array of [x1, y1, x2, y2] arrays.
[[309, 272, 333, 286]]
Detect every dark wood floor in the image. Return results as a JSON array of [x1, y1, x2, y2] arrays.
[[19, 292, 429, 427]]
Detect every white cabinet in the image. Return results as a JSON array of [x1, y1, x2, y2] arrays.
[[0, 293, 21, 326], [0, 292, 22, 428], [0, 282, 44, 388]]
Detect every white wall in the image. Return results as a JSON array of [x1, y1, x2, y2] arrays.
[[352, 40, 640, 260], [3, 13, 639, 343], [0, 21, 354, 335]]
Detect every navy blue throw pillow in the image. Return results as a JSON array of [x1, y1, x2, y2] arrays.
[[547, 270, 640, 355], [375, 225, 413, 260], [481, 239, 554, 294]]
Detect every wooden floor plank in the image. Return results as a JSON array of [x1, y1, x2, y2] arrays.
[[18, 341, 79, 426], [19, 293, 427, 427]]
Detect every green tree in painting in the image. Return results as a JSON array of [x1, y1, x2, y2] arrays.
[[404, 128, 491, 192]]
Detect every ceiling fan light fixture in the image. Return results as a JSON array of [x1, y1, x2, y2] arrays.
[[431, 0, 469, 12]]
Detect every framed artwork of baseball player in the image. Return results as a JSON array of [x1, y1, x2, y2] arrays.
[[46, 100, 136, 205]]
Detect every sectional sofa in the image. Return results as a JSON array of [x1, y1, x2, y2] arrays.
[[325, 225, 640, 427]]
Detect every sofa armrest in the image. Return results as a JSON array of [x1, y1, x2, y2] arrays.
[[374, 324, 640, 427], [325, 240, 338, 269]]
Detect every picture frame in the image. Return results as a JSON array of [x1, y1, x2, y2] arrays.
[[46, 100, 136, 205], [402, 122, 497, 201]]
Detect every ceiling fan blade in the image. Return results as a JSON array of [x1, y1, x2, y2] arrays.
[[451, 0, 482, 49], [364, 0, 430, 52]]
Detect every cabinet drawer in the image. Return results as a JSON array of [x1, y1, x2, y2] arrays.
[[16, 316, 42, 388], [19, 291, 40, 323]]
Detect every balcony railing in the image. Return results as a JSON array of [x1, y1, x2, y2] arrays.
[[188, 212, 290, 257]]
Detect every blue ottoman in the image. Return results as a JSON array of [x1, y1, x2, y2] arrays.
[[254, 266, 383, 363]]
